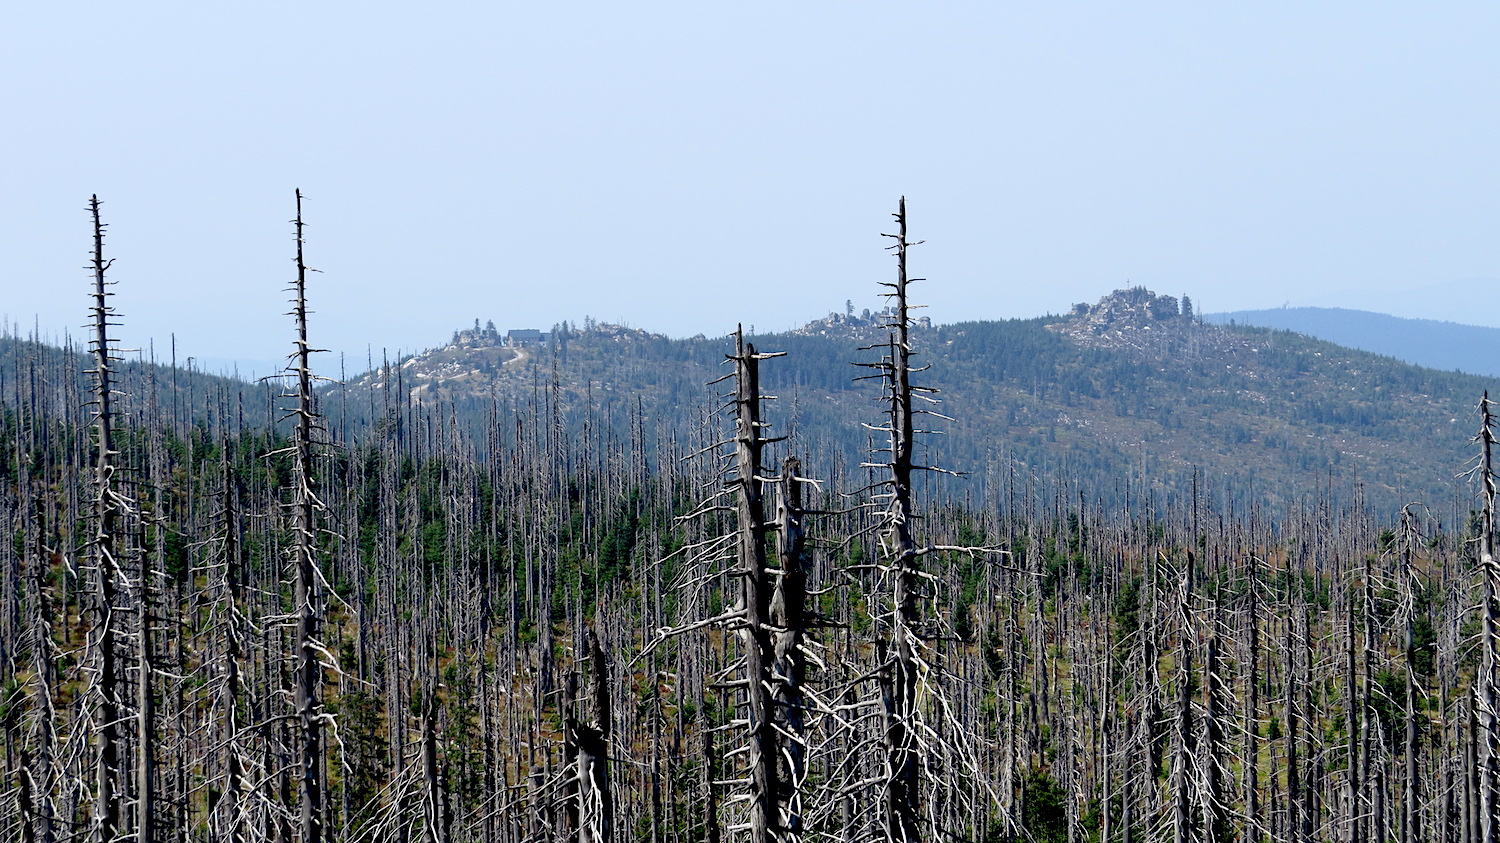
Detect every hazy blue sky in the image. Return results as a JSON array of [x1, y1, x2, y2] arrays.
[[3, 3, 1497, 375]]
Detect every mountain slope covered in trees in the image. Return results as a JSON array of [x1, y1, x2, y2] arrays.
[[335, 288, 1496, 517], [6, 288, 1485, 519]]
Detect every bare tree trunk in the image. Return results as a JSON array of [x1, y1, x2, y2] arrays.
[[1172, 578, 1196, 843], [219, 442, 248, 843], [1245, 569, 1262, 843], [136, 595, 155, 843], [1347, 577, 1362, 843], [24, 486, 58, 843], [137, 444, 158, 843], [1287, 607, 1304, 843], [771, 455, 808, 840], [1476, 394, 1500, 843], [729, 330, 782, 843], [86, 194, 123, 843], [288, 189, 325, 843], [877, 198, 923, 843], [701, 712, 720, 843], [1203, 632, 1226, 843], [1469, 696, 1480, 843], [569, 629, 613, 843], [421, 698, 446, 843], [1401, 507, 1421, 843]]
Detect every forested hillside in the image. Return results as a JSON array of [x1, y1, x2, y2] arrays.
[[333, 288, 1495, 519], [3, 200, 1500, 843]]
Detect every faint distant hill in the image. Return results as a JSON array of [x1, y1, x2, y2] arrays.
[[1204, 307, 1500, 378]]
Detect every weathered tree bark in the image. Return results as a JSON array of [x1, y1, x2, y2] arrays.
[[1244, 567, 1262, 843], [876, 198, 923, 843], [218, 442, 248, 843], [1303, 601, 1319, 843], [22, 463, 54, 842], [1203, 631, 1226, 843], [659, 327, 797, 843], [23, 499, 58, 843], [1362, 546, 1379, 843], [771, 455, 808, 840], [1347, 573, 1362, 843], [1400, 507, 1421, 843], [1476, 393, 1500, 843], [728, 329, 785, 843], [562, 671, 581, 838], [85, 194, 123, 843], [1287, 606, 1305, 843], [702, 711, 721, 843], [1172, 581, 1196, 843], [288, 189, 325, 843], [137, 427, 160, 843], [567, 629, 614, 843], [420, 696, 447, 843], [1469, 696, 1481, 843]]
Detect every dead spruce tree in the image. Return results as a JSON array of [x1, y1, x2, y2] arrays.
[[564, 627, 615, 843], [771, 453, 811, 841], [83, 194, 129, 843], [867, 198, 926, 843], [1395, 504, 1426, 843], [1473, 392, 1500, 842], [1168, 560, 1197, 843], [207, 441, 253, 840], [845, 197, 997, 843], [275, 189, 331, 843], [653, 327, 815, 843], [727, 328, 786, 843]]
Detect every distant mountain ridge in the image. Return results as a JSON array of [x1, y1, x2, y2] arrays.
[[1204, 306, 1500, 378], [4, 290, 1494, 517], [326, 289, 1500, 516]]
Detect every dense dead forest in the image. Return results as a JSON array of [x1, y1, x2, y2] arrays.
[[2, 196, 1500, 843]]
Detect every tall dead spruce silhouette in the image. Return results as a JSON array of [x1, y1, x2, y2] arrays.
[[841, 197, 1001, 843], [1473, 392, 1500, 843], [85, 194, 130, 843], [654, 325, 817, 843], [273, 189, 332, 843]]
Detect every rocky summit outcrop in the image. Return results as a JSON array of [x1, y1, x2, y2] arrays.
[[1069, 286, 1187, 327], [1048, 287, 1250, 359], [792, 306, 931, 339]]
